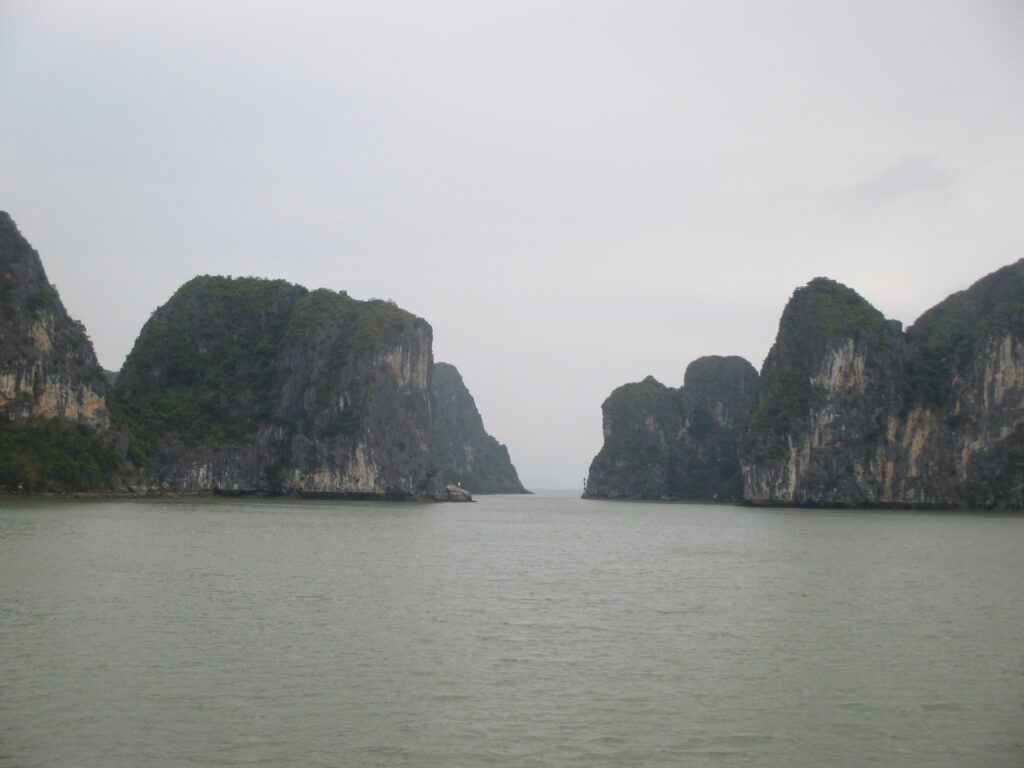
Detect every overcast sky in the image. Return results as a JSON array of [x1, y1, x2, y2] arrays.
[[2, 1, 1023, 488]]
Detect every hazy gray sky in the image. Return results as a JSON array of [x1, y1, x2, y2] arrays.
[[2, 1, 1023, 488]]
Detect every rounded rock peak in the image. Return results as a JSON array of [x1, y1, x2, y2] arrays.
[[683, 355, 757, 393]]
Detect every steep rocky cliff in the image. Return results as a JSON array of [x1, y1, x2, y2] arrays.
[[0, 212, 120, 491], [112, 276, 439, 498], [584, 356, 757, 500], [898, 260, 1024, 507], [739, 278, 906, 505], [0, 213, 109, 428], [741, 263, 1024, 508], [430, 362, 527, 493]]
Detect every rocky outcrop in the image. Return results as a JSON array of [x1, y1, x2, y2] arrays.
[[739, 278, 906, 505], [0, 212, 109, 429], [586, 262, 1024, 509], [112, 276, 439, 499], [0, 213, 121, 492], [740, 263, 1024, 509], [443, 483, 473, 502], [430, 362, 528, 493], [584, 356, 757, 500], [0, 215, 519, 500]]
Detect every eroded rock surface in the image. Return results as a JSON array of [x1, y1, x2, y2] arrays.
[[0, 212, 109, 429], [740, 264, 1024, 509]]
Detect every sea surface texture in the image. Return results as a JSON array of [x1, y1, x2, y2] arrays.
[[1, 492, 1021, 767]]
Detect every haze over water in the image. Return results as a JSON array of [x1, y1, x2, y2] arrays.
[[1, 493, 1021, 767], [6, 2, 1024, 488]]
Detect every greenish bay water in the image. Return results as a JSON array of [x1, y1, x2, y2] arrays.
[[1, 492, 1021, 767]]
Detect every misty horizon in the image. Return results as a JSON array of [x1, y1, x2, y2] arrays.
[[3, 1, 1023, 487]]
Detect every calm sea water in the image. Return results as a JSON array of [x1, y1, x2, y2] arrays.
[[1, 492, 1021, 768]]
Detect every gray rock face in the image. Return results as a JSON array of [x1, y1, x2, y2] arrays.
[[113, 277, 439, 498], [0, 214, 122, 492], [584, 356, 757, 500], [430, 362, 528, 493], [740, 264, 1024, 508], [0, 212, 109, 428], [739, 278, 907, 505], [443, 484, 473, 502]]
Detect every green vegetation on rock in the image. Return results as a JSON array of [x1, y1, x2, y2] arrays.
[[286, 289, 418, 353], [741, 262, 1024, 509], [0, 419, 120, 492], [113, 279, 423, 457], [0, 212, 116, 492], [110, 273, 436, 497], [110, 276, 307, 450], [904, 259, 1024, 409]]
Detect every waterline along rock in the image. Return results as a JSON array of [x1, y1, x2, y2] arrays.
[[584, 356, 757, 500], [8, 211, 1022, 507]]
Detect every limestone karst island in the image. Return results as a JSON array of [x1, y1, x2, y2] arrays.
[[0, 212, 526, 500], [584, 264, 1024, 509], [3, 209, 1024, 509]]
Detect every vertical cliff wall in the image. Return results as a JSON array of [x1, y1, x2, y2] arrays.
[[430, 362, 528, 493], [0, 213, 109, 428], [740, 263, 1024, 508], [897, 259, 1024, 507], [584, 356, 757, 500], [0, 213, 120, 491], [739, 278, 907, 505], [112, 277, 438, 498]]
